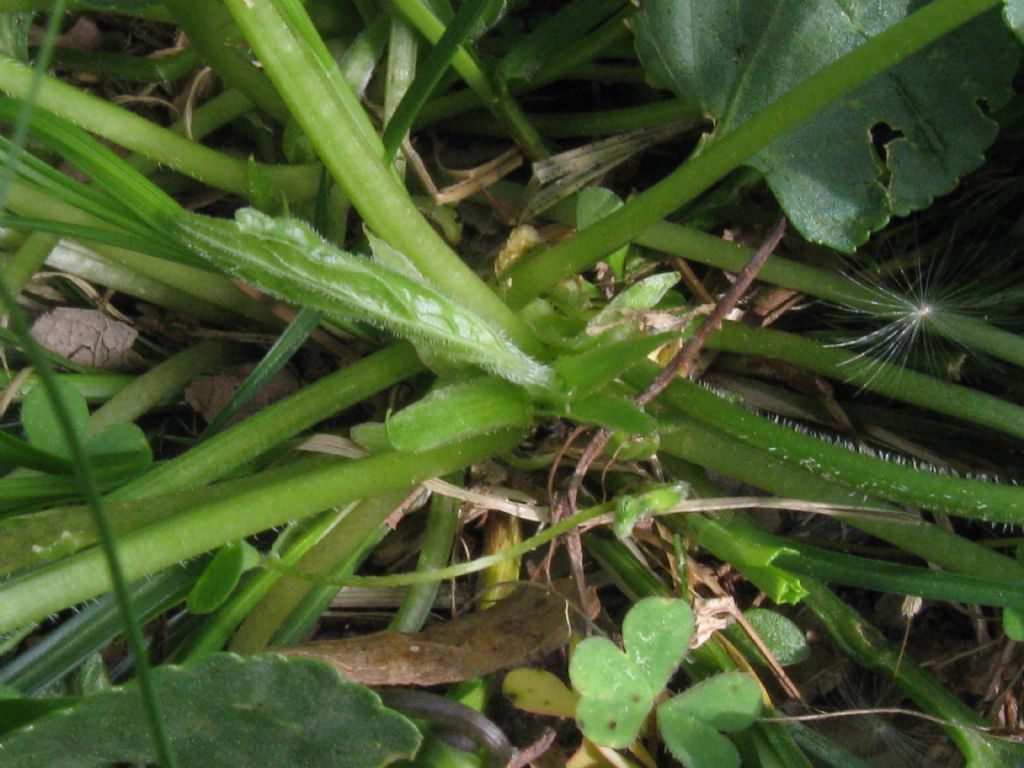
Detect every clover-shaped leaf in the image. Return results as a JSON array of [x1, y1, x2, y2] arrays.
[[657, 671, 762, 733], [570, 597, 693, 748], [569, 636, 654, 748], [623, 597, 693, 691]]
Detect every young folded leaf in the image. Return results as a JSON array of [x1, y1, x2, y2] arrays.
[[174, 209, 555, 389]]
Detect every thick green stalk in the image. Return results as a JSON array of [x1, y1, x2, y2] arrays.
[[220, 0, 538, 351], [0, 429, 521, 633], [627, 363, 1024, 524], [229, 492, 407, 653], [163, 0, 290, 124], [705, 320, 1024, 440], [86, 340, 237, 435], [390, 489, 460, 633], [502, 0, 1001, 305], [658, 424, 1024, 583], [0, 55, 320, 200], [109, 343, 423, 501]]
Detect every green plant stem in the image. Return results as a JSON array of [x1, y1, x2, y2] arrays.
[[627, 362, 1024, 524], [86, 340, 237, 435], [502, 0, 1001, 306], [657, 425, 1024, 584], [125, 89, 256, 176], [637, 221, 1024, 370], [109, 343, 424, 501], [0, 429, 521, 633], [443, 99, 700, 138], [384, 10, 418, 179], [525, 186, 1024, 369], [414, 7, 632, 127], [48, 47, 199, 82], [2, 230, 57, 295], [390, 488, 460, 633], [0, 55, 321, 201], [389, 0, 546, 159], [220, 0, 538, 352], [0, 560, 206, 694], [797, 577, 998, 761], [229, 492, 407, 653], [266, 518, 389, 648], [704, 320, 1024, 440], [0, 370, 131, 403], [181, 502, 358, 659], [162, 0, 290, 123]]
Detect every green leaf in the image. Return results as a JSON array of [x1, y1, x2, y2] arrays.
[[22, 378, 88, 460], [84, 423, 153, 476], [622, 597, 693, 692], [587, 271, 680, 333], [634, 1, 1018, 251], [555, 332, 678, 398], [0, 654, 420, 768], [186, 541, 260, 614], [563, 391, 657, 435], [386, 377, 533, 453], [656, 709, 740, 768], [1004, 607, 1024, 643], [569, 637, 654, 748], [177, 209, 554, 388], [577, 187, 627, 278], [657, 672, 762, 733], [723, 609, 811, 667]]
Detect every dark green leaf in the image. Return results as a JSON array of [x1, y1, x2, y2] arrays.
[[22, 378, 88, 460], [656, 708, 740, 768], [657, 672, 762, 733], [0, 654, 421, 768], [186, 541, 259, 614], [723, 609, 810, 667], [634, 1, 1018, 251], [555, 332, 677, 398]]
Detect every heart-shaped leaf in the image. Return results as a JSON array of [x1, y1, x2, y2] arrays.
[[569, 636, 654, 748], [622, 597, 693, 692], [657, 671, 762, 733], [0, 653, 420, 768], [656, 708, 741, 768]]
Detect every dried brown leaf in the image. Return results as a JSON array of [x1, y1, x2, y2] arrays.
[[280, 586, 573, 686]]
